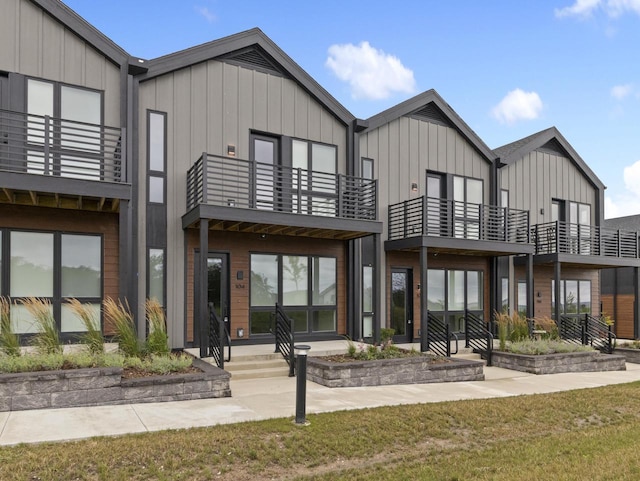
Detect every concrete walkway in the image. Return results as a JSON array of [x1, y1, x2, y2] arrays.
[[1, 357, 640, 446]]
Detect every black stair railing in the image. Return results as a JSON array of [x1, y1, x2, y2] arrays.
[[274, 303, 295, 377], [557, 315, 585, 346], [423, 311, 458, 357], [208, 302, 229, 369], [464, 310, 493, 366], [585, 314, 616, 354]]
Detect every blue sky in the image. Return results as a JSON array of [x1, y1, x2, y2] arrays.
[[64, 0, 640, 218]]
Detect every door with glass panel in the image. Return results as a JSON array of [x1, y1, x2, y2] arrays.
[[569, 202, 591, 255], [195, 252, 230, 344], [426, 173, 445, 236], [390, 268, 413, 343], [0, 75, 7, 165], [250, 134, 280, 210]]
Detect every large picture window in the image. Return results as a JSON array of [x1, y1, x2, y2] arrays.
[[552, 279, 591, 318], [250, 253, 337, 336], [292, 139, 337, 216], [427, 268, 483, 332], [2, 230, 102, 336]]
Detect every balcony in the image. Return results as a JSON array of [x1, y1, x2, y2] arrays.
[[387, 196, 532, 255], [532, 221, 640, 266], [0, 109, 128, 209], [183, 153, 381, 240]]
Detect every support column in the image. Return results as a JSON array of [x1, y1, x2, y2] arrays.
[[373, 233, 381, 343], [526, 254, 534, 320], [420, 245, 428, 352], [554, 261, 562, 323], [118, 199, 132, 304], [198, 219, 209, 358], [634, 267, 640, 339]]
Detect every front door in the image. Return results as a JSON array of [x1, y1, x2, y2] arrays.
[[250, 133, 280, 210], [195, 252, 230, 349], [391, 268, 413, 343]]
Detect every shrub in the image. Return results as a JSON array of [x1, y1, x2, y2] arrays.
[[380, 328, 395, 344], [505, 339, 594, 355], [494, 311, 529, 350], [22, 298, 62, 355], [531, 316, 560, 340], [145, 299, 170, 356], [104, 297, 140, 358], [0, 297, 20, 357], [68, 298, 104, 355]]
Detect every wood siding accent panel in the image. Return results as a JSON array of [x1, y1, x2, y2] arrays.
[[184, 231, 347, 343], [601, 293, 634, 339], [385, 252, 490, 339], [0, 205, 120, 334]]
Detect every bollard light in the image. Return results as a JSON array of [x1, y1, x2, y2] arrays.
[[294, 344, 311, 425]]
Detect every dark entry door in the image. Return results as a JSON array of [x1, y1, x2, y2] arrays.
[[391, 268, 413, 343], [195, 252, 230, 350]]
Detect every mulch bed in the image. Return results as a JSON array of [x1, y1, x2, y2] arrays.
[[121, 365, 202, 379]]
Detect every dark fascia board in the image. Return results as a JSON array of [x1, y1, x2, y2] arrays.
[[514, 252, 640, 268], [182, 204, 383, 234], [384, 235, 535, 256], [138, 28, 355, 125], [362, 89, 496, 163], [30, 0, 130, 66], [497, 127, 605, 191]]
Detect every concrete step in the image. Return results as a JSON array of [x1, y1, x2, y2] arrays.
[[228, 366, 292, 380], [224, 358, 289, 372]]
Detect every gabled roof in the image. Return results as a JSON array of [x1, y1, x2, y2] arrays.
[[495, 126, 605, 190], [138, 28, 355, 125], [362, 89, 496, 163], [31, 0, 130, 66], [604, 214, 640, 231]]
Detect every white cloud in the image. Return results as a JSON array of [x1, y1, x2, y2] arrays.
[[195, 6, 216, 23], [555, 0, 602, 18], [605, 160, 640, 218], [611, 83, 634, 99], [491, 89, 543, 125], [555, 0, 640, 18], [325, 41, 416, 100]]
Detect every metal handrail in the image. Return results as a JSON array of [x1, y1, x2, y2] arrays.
[[388, 196, 530, 244], [208, 302, 226, 369], [0, 108, 124, 182], [464, 310, 493, 366], [274, 303, 295, 377], [585, 314, 616, 354], [533, 221, 640, 258], [557, 315, 585, 346], [423, 311, 458, 357], [186, 153, 377, 221]]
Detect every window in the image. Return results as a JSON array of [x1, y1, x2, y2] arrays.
[[501, 277, 509, 312], [250, 254, 337, 335], [5, 230, 102, 335], [148, 249, 165, 306], [427, 268, 483, 332], [147, 111, 166, 204], [552, 280, 591, 318], [27, 79, 102, 179], [362, 158, 373, 180], [362, 265, 373, 338], [501, 190, 509, 208], [568, 202, 591, 254], [453, 176, 483, 239], [517, 281, 527, 316], [292, 139, 337, 216]]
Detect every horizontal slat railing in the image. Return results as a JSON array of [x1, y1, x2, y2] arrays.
[[533, 221, 640, 258], [186, 153, 377, 220], [388, 196, 530, 244], [0, 109, 123, 182]]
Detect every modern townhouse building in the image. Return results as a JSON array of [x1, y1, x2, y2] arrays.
[[1, 0, 638, 362]]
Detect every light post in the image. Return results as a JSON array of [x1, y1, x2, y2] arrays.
[[294, 344, 311, 425]]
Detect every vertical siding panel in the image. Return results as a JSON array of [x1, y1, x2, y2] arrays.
[[207, 61, 223, 155], [190, 63, 208, 157], [388, 121, 401, 203], [62, 30, 84, 85], [267, 74, 282, 133], [420, 121, 430, 174], [409, 118, 420, 192], [252, 70, 268, 132], [222, 63, 239, 158], [294, 88, 308, 139], [562, 157, 570, 201], [430, 124, 440, 172], [378, 124, 390, 204], [173, 70, 191, 167], [18, 0, 41, 76], [320, 109, 333, 145], [237, 67, 253, 159], [103, 66, 120, 127], [0, 0, 17, 70], [281, 79, 295, 136], [84, 48, 105, 91], [41, 14, 62, 81], [307, 95, 321, 141], [399, 118, 410, 199]]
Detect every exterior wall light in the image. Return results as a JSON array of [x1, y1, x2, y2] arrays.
[[236, 327, 244, 338], [411, 182, 418, 192], [227, 144, 236, 156]]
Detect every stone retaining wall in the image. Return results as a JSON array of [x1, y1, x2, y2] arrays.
[[613, 348, 640, 364], [0, 358, 230, 412], [307, 356, 484, 388], [491, 350, 626, 375]]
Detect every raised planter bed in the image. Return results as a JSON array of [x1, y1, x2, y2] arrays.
[[491, 350, 626, 375], [307, 355, 484, 388], [0, 358, 231, 412], [613, 347, 640, 364]]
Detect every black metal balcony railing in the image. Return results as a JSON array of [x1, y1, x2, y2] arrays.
[[387, 196, 530, 243], [186, 153, 377, 220], [0, 109, 123, 182], [533, 221, 640, 258]]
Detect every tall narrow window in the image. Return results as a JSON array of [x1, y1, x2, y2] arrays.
[[453, 176, 483, 239], [148, 111, 166, 203], [148, 249, 165, 306], [362, 157, 373, 180], [362, 265, 373, 338], [517, 281, 527, 316]]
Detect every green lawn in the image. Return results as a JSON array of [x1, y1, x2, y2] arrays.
[[2, 382, 640, 480]]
